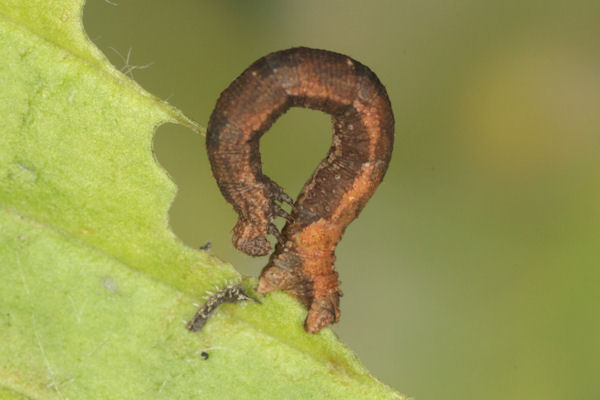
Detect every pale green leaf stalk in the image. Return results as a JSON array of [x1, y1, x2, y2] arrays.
[[0, 1, 404, 398]]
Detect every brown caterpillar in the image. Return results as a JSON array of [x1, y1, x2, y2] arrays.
[[206, 47, 394, 333]]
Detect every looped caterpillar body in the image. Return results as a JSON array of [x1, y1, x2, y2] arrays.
[[206, 47, 394, 333]]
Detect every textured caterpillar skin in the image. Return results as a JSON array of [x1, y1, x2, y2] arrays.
[[206, 47, 394, 333]]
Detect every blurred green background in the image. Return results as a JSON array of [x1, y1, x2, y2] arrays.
[[83, 1, 599, 398]]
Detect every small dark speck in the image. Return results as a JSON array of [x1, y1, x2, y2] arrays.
[[103, 277, 118, 292], [199, 242, 212, 251], [201, 351, 209, 360]]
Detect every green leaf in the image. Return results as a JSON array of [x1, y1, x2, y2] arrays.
[[0, 1, 403, 398]]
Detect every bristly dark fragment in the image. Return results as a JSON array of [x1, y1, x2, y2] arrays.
[[186, 284, 261, 332]]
